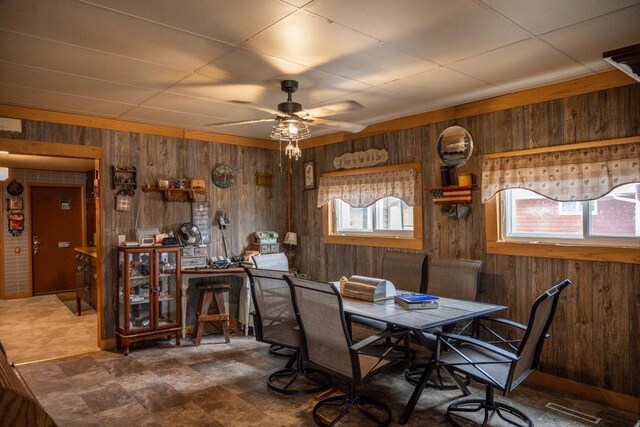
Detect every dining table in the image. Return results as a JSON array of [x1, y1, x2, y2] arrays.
[[338, 291, 507, 424]]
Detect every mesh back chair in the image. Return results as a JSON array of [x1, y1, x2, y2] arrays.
[[412, 279, 572, 426], [404, 257, 482, 389], [286, 275, 402, 427], [246, 268, 330, 395], [350, 252, 427, 357], [251, 253, 292, 357], [252, 252, 289, 271]]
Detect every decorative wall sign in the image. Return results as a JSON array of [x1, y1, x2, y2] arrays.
[[436, 126, 474, 168], [191, 201, 211, 244], [333, 148, 388, 170], [304, 161, 316, 190], [6, 196, 24, 237], [212, 164, 234, 189]]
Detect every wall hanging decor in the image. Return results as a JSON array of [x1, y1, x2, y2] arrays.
[[333, 148, 389, 170], [6, 195, 24, 236], [436, 126, 474, 168], [212, 164, 234, 189], [6, 179, 23, 196], [304, 161, 316, 190], [112, 166, 136, 211]]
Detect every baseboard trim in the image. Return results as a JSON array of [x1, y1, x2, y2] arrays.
[[525, 372, 639, 415]]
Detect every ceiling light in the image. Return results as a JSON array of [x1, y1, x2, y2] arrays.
[[270, 116, 310, 161]]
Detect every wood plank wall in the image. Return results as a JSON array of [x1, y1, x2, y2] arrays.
[[292, 84, 640, 397], [0, 124, 288, 341]]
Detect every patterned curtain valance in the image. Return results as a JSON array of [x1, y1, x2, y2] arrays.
[[317, 168, 420, 208], [481, 141, 640, 203]]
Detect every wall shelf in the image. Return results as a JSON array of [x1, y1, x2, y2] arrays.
[[142, 186, 206, 202], [427, 185, 474, 204]]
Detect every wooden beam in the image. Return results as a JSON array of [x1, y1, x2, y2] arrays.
[[0, 105, 277, 150], [483, 136, 640, 159], [0, 137, 103, 159], [301, 70, 637, 149], [526, 371, 639, 415]]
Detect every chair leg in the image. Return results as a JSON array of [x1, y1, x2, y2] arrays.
[[446, 385, 533, 427], [312, 383, 392, 427], [212, 289, 230, 343], [267, 350, 332, 396], [194, 290, 213, 346]]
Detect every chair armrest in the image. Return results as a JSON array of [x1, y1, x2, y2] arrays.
[[480, 317, 550, 338], [437, 332, 519, 361], [351, 334, 387, 352]]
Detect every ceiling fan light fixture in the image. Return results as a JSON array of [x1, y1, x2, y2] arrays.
[[270, 117, 311, 142]]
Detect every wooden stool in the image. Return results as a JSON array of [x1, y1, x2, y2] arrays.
[[194, 282, 231, 345]]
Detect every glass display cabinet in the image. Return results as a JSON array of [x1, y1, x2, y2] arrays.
[[116, 246, 181, 355]]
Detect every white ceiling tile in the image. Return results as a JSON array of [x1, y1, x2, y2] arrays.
[[198, 49, 369, 102], [0, 0, 233, 71], [0, 62, 157, 105], [0, 84, 134, 117], [82, 0, 296, 45], [0, 30, 190, 91], [121, 106, 276, 139], [540, 5, 640, 71], [309, 86, 441, 124], [306, 0, 530, 64], [480, 0, 640, 35], [141, 93, 260, 121], [380, 67, 495, 102], [243, 10, 379, 69], [449, 38, 593, 91], [316, 43, 439, 86]]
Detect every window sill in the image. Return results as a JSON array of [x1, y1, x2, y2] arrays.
[[487, 241, 640, 264], [323, 234, 423, 250]]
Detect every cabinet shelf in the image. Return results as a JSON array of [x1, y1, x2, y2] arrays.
[[142, 186, 206, 202], [427, 185, 475, 204]]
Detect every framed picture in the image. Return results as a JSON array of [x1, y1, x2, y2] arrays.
[[303, 161, 316, 190], [8, 196, 23, 210]]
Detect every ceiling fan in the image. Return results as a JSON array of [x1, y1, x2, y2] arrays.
[[204, 80, 367, 134]]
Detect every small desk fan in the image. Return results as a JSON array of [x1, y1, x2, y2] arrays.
[[177, 223, 202, 246]]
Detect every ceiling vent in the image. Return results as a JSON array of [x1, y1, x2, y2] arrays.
[[603, 43, 640, 82]]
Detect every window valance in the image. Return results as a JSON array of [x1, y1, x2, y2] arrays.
[[317, 167, 420, 208], [481, 139, 639, 203]]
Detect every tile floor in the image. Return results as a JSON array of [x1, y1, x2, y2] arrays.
[[0, 294, 99, 364], [15, 333, 638, 427]]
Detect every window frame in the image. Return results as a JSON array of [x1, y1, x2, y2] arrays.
[[322, 163, 423, 250]]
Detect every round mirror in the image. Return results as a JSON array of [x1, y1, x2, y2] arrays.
[[436, 126, 474, 168]]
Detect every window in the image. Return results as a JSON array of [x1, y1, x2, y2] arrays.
[[503, 183, 640, 244], [334, 197, 414, 237], [321, 163, 423, 250]]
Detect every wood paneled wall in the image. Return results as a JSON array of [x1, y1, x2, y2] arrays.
[[292, 84, 640, 397], [1, 123, 288, 341]]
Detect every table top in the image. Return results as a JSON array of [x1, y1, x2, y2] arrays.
[[342, 296, 506, 331]]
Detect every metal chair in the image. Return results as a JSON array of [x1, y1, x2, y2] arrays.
[[246, 267, 330, 395], [251, 253, 293, 357], [404, 257, 482, 389], [349, 252, 427, 357], [428, 279, 572, 426], [286, 275, 403, 427]]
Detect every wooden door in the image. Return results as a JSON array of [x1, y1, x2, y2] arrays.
[[31, 186, 84, 295]]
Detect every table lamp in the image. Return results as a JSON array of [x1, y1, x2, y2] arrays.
[[283, 232, 297, 266]]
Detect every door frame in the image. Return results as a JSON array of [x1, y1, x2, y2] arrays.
[[29, 183, 86, 296], [0, 137, 105, 348]]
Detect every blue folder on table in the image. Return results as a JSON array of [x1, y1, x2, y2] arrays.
[[394, 293, 439, 310]]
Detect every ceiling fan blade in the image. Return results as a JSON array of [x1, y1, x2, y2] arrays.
[[300, 100, 364, 118], [306, 117, 367, 133], [228, 101, 282, 116], [204, 117, 276, 127]]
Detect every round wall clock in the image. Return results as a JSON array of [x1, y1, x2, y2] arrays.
[[6, 179, 24, 196], [212, 164, 234, 189], [436, 126, 474, 168]]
